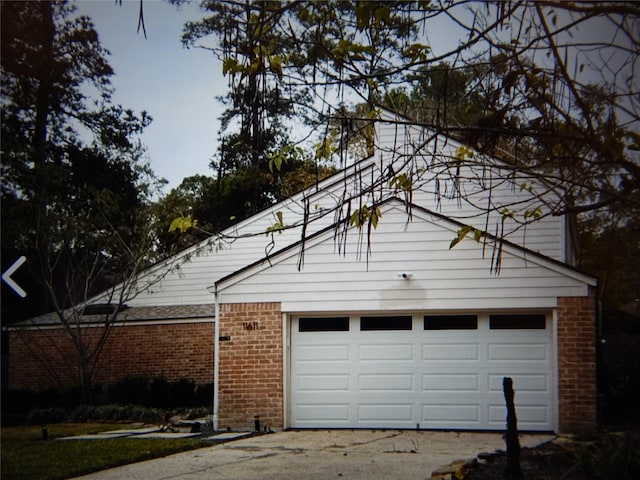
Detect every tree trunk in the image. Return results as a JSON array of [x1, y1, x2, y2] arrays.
[[77, 348, 94, 405], [32, 1, 54, 170], [33, 1, 55, 314], [503, 377, 523, 479]]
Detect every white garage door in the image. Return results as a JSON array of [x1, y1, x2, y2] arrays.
[[290, 313, 554, 431]]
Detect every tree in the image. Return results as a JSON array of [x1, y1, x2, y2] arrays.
[[183, 0, 301, 171], [173, 0, 423, 237], [382, 62, 490, 130], [180, 1, 639, 219], [302, 2, 638, 217], [154, 150, 337, 254], [181, 0, 336, 229], [578, 212, 640, 308], [180, 1, 638, 303], [152, 175, 216, 255], [1, 0, 163, 402]]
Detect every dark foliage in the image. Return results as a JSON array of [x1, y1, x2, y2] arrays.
[[2, 377, 213, 424], [465, 433, 640, 480]]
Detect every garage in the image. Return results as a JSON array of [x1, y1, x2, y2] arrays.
[[212, 197, 596, 433], [290, 313, 554, 431]]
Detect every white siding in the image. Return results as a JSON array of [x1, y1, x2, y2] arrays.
[[374, 110, 566, 260], [217, 202, 593, 312], [126, 161, 378, 306], [123, 111, 574, 307]]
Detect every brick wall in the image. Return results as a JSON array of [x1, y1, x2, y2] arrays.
[[9, 296, 596, 433], [218, 302, 283, 431], [7, 321, 214, 390], [557, 290, 597, 433]]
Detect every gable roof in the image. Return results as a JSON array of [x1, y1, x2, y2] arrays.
[[134, 109, 561, 295], [216, 196, 596, 293], [33, 110, 579, 316], [8, 304, 215, 329], [98, 155, 381, 305]]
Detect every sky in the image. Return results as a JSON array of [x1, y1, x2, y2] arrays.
[[73, 0, 465, 195], [74, 2, 631, 196], [75, 0, 225, 193]]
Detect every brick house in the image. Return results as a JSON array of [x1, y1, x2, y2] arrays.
[[5, 111, 597, 433]]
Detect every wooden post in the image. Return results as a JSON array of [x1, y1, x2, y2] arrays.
[[503, 377, 522, 479]]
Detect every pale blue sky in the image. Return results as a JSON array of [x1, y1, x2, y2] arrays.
[[76, 0, 225, 192], [74, 0, 465, 194], [74, 1, 630, 196]]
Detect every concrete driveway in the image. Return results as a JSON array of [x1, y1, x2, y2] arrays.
[[71, 429, 554, 480]]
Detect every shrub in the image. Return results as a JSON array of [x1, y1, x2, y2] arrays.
[[26, 407, 67, 425], [5, 376, 213, 423], [573, 432, 640, 479], [100, 376, 210, 409], [167, 378, 196, 408], [103, 376, 153, 406], [67, 404, 165, 423], [182, 407, 211, 420], [195, 383, 214, 406]]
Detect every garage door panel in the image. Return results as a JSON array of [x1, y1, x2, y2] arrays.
[[295, 404, 351, 423], [358, 404, 414, 422], [359, 343, 415, 361], [488, 374, 548, 392], [423, 344, 480, 360], [423, 404, 480, 423], [515, 406, 550, 425], [291, 315, 553, 431], [488, 343, 547, 361], [489, 404, 549, 427], [296, 344, 350, 361], [423, 373, 479, 392], [359, 373, 414, 391], [296, 374, 350, 392]]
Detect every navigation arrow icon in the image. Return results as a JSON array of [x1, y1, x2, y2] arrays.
[[2, 256, 27, 298]]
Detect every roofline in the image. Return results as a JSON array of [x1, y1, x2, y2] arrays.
[[407, 201, 597, 284], [80, 154, 378, 308], [90, 109, 582, 304], [123, 155, 378, 277], [215, 196, 597, 291], [214, 219, 341, 288], [375, 105, 519, 169], [214, 155, 378, 235], [10, 303, 217, 329], [4, 316, 214, 331], [374, 106, 571, 212]]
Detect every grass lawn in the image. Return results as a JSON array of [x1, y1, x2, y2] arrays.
[[1, 423, 211, 480]]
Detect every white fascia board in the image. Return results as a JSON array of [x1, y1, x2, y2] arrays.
[[215, 222, 333, 293], [496, 241, 597, 286]]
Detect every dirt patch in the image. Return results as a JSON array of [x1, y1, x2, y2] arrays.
[[464, 440, 586, 479], [460, 432, 640, 480]]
